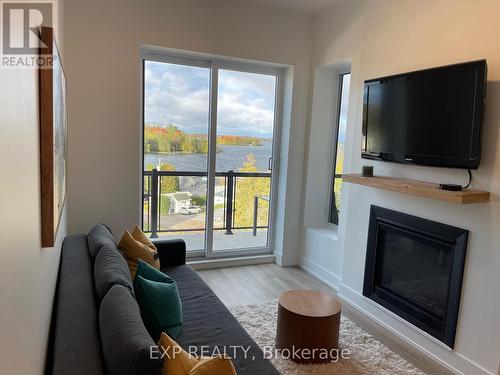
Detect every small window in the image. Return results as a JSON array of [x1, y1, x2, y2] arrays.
[[329, 73, 351, 225]]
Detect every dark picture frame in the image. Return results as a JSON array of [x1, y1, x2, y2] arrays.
[[39, 26, 67, 247]]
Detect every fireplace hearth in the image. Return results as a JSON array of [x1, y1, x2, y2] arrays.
[[363, 206, 468, 348]]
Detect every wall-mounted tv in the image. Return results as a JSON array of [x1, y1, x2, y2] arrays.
[[362, 60, 487, 169]]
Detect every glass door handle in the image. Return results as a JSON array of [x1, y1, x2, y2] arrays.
[[268, 157, 272, 171]]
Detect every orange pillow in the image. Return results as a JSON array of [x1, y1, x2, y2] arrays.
[[118, 226, 159, 279], [158, 333, 236, 375], [190, 356, 236, 375], [131, 225, 156, 250]]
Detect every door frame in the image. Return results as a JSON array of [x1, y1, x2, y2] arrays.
[[139, 46, 285, 259]]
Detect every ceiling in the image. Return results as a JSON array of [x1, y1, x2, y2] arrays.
[[242, 0, 344, 15]]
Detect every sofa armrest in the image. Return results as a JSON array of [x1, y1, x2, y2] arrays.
[[153, 239, 186, 267]]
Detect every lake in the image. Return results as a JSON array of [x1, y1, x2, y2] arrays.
[[144, 141, 273, 172]]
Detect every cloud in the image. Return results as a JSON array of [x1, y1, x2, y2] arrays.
[[145, 61, 210, 134], [337, 73, 351, 143], [144, 61, 276, 137], [217, 69, 276, 137]]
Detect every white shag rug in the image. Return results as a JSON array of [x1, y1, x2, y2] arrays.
[[229, 300, 426, 375]]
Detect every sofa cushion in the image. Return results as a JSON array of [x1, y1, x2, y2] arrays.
[[161, 265, 279, 375], [52, 234, 104, 375], [118, 230, 160, 279], [88, 224, 116, 261], [190, 356, 236, 375], [99, 284, 163, 375], [158, 332, 236, 375], [131, 225, 156, 250], [94, 244, 134, 301], [157, 332, 197, 375], [134, 260, 183, 341]]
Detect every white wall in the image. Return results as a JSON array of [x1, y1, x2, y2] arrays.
[[0, 1, 67, 374], [63, 0, 313, 265], [301, 0, 500, 374]]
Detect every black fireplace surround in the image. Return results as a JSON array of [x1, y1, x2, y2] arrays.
[[363, 206, 468, 348]]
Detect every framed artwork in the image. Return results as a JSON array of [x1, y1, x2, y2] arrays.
[[39, 26, 67, 247]]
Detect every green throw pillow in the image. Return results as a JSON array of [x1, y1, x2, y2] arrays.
[[134, 260, 182, 341]]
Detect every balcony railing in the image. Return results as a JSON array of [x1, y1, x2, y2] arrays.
[[143, 169, 271, 238], [330, 173, 343, 224]]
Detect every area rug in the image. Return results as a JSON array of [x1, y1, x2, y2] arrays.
[[229, 300, 426, 375]]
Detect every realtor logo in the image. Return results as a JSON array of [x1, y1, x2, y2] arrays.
[[2, 2, 52, 54]]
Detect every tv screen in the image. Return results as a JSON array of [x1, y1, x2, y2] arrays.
[[362, 60, 487, 169]]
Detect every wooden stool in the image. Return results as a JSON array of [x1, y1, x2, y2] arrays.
[[275, 289, 341, 363]]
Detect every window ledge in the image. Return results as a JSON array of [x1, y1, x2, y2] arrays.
[[307, 225, 339, 241], [188, 254, 276, 270]]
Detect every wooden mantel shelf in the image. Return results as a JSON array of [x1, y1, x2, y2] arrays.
[[343, 174, 490, 204]]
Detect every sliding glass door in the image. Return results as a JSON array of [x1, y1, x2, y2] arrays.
[[142, 60, 210, 255], [141, 51, 282, 258], [212, 69, 276, 252]]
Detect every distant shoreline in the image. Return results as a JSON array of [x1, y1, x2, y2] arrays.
[[146, 151, 202, 156], [145, 144, 264, 156]]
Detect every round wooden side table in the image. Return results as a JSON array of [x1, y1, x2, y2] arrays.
[[275, 289, 341, 363]]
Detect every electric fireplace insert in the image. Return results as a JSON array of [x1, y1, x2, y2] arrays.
[[363, 206, 468, 348]]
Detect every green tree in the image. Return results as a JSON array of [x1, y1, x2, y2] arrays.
[[234, 154, 270, 228], [145, 138, 158, 152], [159, 163, 179, 215], [145, 162, 179, 216], [191, 195, 206, 207], [159, 163, 179, 193], [333, 143, 344, 212]]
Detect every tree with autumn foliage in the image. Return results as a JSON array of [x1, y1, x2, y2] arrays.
[[145, 124, 209, 154], [233, 154, 270, 228], [145, 162, 179, 215], [144, 124, 263, 154], [218, 135, 262, 146]]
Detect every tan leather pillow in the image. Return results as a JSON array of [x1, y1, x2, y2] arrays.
[[118, 228, 159, 279], [131, 225, 156, 250], [158, 333, 236, 375], [189, 356, 237, 375]]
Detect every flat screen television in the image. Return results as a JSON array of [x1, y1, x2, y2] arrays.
[[362, 60, 487, 169]]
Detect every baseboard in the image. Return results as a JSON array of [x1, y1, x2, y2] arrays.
[[337, 283, 494, 375], [189, 254, 276, 270], [297, 262, 494, 375], [274, 251, 284, 266], [299, 256, 341, 291]]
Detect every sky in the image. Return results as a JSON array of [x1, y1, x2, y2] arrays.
[[144, 61, 276, 138], [337, 73, 351, 144]]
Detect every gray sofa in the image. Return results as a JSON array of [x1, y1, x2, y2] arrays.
[[46, 224, 278, 375]]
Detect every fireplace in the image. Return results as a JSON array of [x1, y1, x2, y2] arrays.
[[363, 206, 468, 348]]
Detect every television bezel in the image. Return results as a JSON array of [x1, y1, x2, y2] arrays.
[[361, 60, 487, 169]]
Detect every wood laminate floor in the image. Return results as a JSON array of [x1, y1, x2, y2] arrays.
[[198, 263, 454, 375]]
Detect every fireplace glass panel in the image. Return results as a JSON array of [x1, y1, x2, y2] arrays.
[[364, 206, 468, 348], [375, 226, 452, 320]]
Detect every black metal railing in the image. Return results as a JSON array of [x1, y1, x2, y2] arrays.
[[329, 173, 343, 225], [143, 169, 271, 238]]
